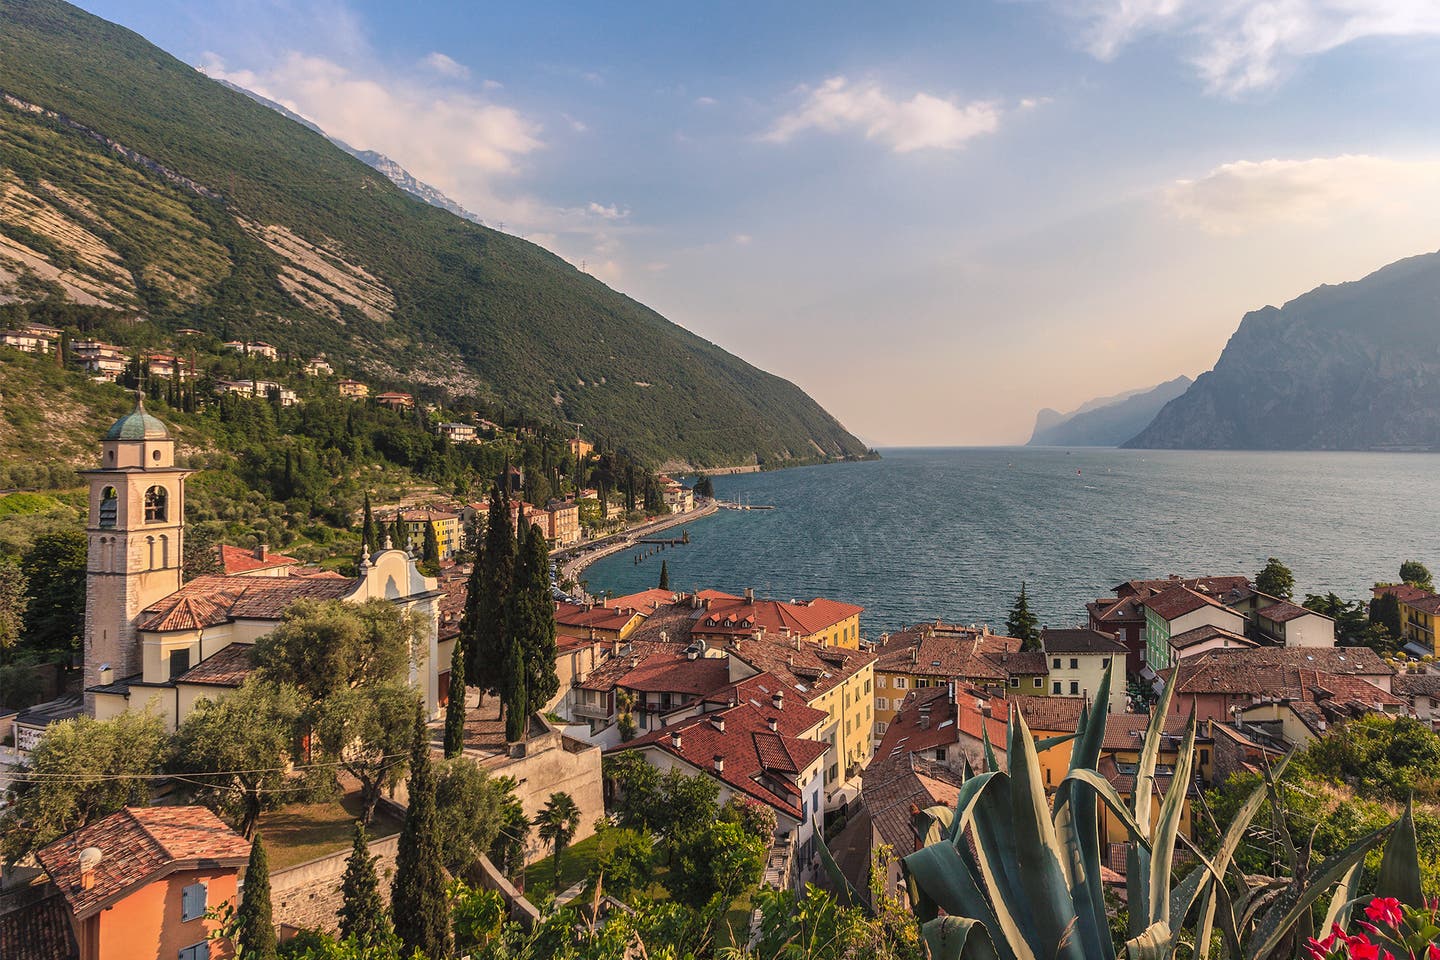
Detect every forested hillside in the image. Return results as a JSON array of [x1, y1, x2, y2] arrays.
[[0, 0, 869, 469]]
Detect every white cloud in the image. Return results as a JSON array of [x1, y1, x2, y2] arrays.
[[422, 51, 469, 80], [1018, 96, 1051, 110], [1164, 154, 1440, 232], [694, 96, 718, 106], [732, 233, 753, 245], [563, 113, 589, 133], [586, 202, 630, 220], [1070, 0, 1440, 95], [763, 76, 1001, 153]]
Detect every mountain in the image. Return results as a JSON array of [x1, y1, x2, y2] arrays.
[[0, 0, 868, 469], [1127, 251, 1440, 451], [1027, 376, 1192, 446], [215, 79, 486, 225]]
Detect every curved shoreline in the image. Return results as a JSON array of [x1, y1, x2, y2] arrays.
[[556, 501, 719, 597]]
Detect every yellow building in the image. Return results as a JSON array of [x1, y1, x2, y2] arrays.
[[872, 623, 1043, 737], [1374, 583, 1440, 655], [396, 509, 462, 561]]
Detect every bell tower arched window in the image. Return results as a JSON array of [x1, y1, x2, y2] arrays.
[[99, 486, 118, 529], [144, 486, 168, 523]]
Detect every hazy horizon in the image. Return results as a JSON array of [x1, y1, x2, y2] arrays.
[[77, 0, 1440, 445]]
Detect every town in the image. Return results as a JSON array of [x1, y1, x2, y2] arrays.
[[1, 396, 1437, 960]]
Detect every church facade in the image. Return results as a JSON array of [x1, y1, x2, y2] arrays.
[[81, 397, 448, 731]]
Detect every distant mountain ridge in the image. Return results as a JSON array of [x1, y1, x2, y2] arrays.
[[1028, 376, 1192, 446], [1127, 251, 1440, 451], [214, 79, 486, 225]]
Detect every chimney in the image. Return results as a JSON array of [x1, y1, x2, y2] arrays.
[[98, 663, 113, 685], [670, 730, 683, 750], [772, 690, 785, 710], [744, 587, 754, 604], [78, 847, 103, 890], [980, 701, 992, 717], [767, 716, 778, 732], [254, 543, 268, 560], [712, 716, 726, 732], [910, 647, 918, 664], [947, 680, 955, 704], [713, 754, 725, 773]]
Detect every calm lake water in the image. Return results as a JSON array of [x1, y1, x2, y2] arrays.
[[583, 447, 1440, 633]]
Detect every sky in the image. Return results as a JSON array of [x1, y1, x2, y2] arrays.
[[77, 0, 1440, 445]]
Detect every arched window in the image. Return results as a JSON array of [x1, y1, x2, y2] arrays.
[[147, 536, 156, 570], [144, 485, 167, 523], [159, 534, 170, 569], [99, 486, 118, 529]]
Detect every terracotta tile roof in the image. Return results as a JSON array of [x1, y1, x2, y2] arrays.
[[1098, 712, 1199, 753], [174, 643, 254, 687], [1168, 625, 1256, 651], [1170, 646, 1393, 696], [1258, 600, 1329, 623], [436, 576, 468, 641], [1116, 576, 1253, 600], [861, 753, 965, 856], [613, 700, 829, 818], [1373, 583, 1440, 615], [36, 806, 250, 920], [1393, 673, 1440, 698], [877, 686, 961, 761], [1089, 596, 1147, 624], [727, 635, 875, 701], [218, 544, 299, 575], [0, 891, 77, 960], [1041, 628, 1127, 655], [554, 601, 643, 634], [997, 694, 1087, 734], [686, 591, 863, 642], [874, 627, 1024, 683], [605, 588, 681, 612], [137, 575, 357, 631], [1141, 585, 1230, 621]]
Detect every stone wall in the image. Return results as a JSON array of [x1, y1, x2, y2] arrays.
[[270, 832, 399, 935], [498, 732, 606, 862]]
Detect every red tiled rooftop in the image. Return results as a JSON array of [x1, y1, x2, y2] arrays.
[[1258, 600, 1328, 623], [218, 544, 299, 575], [174, 643, 254, 687], [138, 575, 357, 631], [1141, 585, 1230, 621], [36, 806, 250, 920]]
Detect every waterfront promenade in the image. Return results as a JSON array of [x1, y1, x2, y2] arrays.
[[554, 500, 717, 600]]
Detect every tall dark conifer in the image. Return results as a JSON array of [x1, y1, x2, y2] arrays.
[[444, 638, 466, 758], [658, 559, 670, 591], [361, 494, 377, 554], [421, 520, 440, 570], [392, 704, 451, 959], [501, 639, 528, 742], [390, 515, 407, 552], [1007, 582, 1040, 650], [467, 485, 514, 698], [236, 833, 277, 960], [506, 523, 559, 728], [339, 823, 391, 948]]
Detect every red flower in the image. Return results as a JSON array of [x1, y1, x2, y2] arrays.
[[1365, 897, 1404, 928], [1347, 941, 1380, 960], [1427, 944, 1440, 960]]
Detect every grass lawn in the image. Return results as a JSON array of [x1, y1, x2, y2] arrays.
[[258, 793, 404, 871]]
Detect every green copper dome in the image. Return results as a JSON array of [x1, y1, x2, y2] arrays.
[[104, 396, 170, 441]]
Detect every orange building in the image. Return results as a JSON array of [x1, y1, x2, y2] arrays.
[[35, 806, 251, 960]]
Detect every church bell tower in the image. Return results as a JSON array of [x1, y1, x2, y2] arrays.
[[80, 394, 193, 708]]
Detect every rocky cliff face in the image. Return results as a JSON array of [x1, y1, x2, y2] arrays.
[[1126, 251, 1440, 450], [1028, 376, 1192, 446]]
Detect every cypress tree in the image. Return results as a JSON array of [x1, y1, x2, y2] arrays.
[[507, 524, 559, 721], [444, 638, 466, 758], [422, 520, 440, 569], [392, 703, 451, 959], [339, 823, 391, 948], [501, 640, 528, 742], [361, 493, 377, 554], [658, 559, 670, 591], [467, 485, 514, 696], [1007, 582, 1040, 650], [390, 514, 407, 552], [236, 832, 277, 960]]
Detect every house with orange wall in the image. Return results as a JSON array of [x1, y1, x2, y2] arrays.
[[35, 806, 251, 960]]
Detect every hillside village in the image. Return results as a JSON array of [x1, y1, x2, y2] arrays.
[[2, 397, 1438, 959]]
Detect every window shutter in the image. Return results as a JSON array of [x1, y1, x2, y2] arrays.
[[181, 882, 207, 921]]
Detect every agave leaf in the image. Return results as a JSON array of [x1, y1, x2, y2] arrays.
[[961, 771, 1034, 954], [1005, 708, 1086, 960], [922, 917, 1004, 960], [1245, 820, 1394, 960], [1376, 796, 1424, 909], [1052, 664, 1116, 960], [1148, 709, 1198, 927], [813, 816, 867, 911], [1124, 920, 1173, 960], [1191, 880, 1219, 960], [1167, 864, 1210, 935], [1035, 733, 1078, 752], [1060, 769, 1155, 849], [1134, 664, 1179, 839], [951, 771, 1001, 848], [901, 841, 1016, 960], [1128, 844, 1152, 940], [1320, 859, 1364, 935], [983, 720, 1000, 773], [917, 804, 956, 848]]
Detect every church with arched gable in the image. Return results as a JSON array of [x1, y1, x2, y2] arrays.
[[81, 396, 448, 730]]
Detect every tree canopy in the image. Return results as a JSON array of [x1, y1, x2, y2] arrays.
[[255, 598, 417, 701], [1256, 557, 1295, 599]]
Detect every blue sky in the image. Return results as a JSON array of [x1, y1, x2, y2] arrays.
[[79, 1, 1440, 444]]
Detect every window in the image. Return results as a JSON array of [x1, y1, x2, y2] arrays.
[[876, 697, 888, 712], [1199, 749, 1210, 767], [829, 764, 839, 783], [1052, 657, 1061, 669], [935, 747, 947, 761], [917, 678, 930, 688], [1033, 677, 1043, 688], [1052, 681, 1061, 695], [876, 675, 886, 688], [181, 882, 207, 922], [169, 649, 191, 680], [99, 486, 118, 528], [1069, 681, 1079, 695], [144, 485, 168, 523], [1009, 677, 1019, 688], [894, 677, 906, 690], [1102, 658, 1111, 668], [179, 943, 210, 960], [1069, 658, 1078, 670], [864, 678, 871, 693]]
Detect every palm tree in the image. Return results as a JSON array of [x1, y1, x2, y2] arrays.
[[533, 791, 582, 887]]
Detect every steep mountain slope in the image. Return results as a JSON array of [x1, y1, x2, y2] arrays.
[[1127, 251, 1440, 450], [1028, 376, 1192, 446], [0, 0, 868, 468]]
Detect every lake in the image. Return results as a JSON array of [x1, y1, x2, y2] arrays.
[[582, 447, 1440, 633]]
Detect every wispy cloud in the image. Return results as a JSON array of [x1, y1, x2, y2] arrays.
[[1164, 154, 1440, 232], [694, 96, 718, 106], [763, 76, 1001, 153], [1070, 0, 1440, 95], [422, 51, 469, 80], [586, 201, 629, 220]]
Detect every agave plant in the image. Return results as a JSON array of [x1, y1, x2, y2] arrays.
[[877, 664, 1398, 960]]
